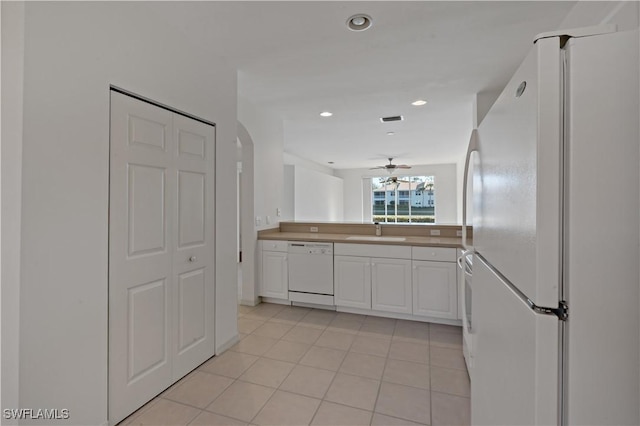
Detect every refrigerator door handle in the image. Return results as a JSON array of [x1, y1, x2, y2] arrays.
[[462, 129, 478, 249], [476, 253, 568, 321], [457, 251, 472, 277]]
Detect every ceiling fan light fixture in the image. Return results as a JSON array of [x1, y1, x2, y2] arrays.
[[347, 14, 372, 31], [386, 131, 395, 136], [412, 99, 427, 106], [370, 157, 412, 174], [380, 115, 403, 123]]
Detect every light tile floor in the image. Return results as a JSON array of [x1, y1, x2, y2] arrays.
[[120, 303, 470, 426]]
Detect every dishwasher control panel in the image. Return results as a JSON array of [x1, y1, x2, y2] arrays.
[[288, 242, 333, 255]]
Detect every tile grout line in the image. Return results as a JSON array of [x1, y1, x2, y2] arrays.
[[307, 306, 362, 425], [248, 305, 334, 426], [370, 346, 389, 425], [137, 304, 464, 426]]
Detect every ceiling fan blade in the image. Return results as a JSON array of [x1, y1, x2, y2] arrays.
[[369, 166, 387, 170], [395, 165, 411, 169]]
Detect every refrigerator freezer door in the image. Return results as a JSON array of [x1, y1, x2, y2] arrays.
[[471, 255, 559, 426], [474, 37, 562, 308]]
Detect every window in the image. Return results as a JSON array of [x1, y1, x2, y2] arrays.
[[371, 176, 435, 223]]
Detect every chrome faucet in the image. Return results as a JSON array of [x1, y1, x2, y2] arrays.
[[375, 222, 382, 236]]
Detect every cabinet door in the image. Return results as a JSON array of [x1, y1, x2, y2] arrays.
[[412, 260, 458, 319], [334, 256, 371, 309], [372, 258, 412, 314], [261, 251, 288, 299]]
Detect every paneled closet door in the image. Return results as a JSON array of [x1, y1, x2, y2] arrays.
[[171, 114, 215, 380], [109, 91, 215, 425]]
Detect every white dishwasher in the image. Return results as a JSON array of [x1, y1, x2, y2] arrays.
[[288, 242, 334, 306]]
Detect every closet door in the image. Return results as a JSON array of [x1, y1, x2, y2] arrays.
[[171, 114, 215, 380], [109, 91, 216, 424], [109, 92, 175, 424]]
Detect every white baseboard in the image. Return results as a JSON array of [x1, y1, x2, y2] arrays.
[[337, 306, 463, 327], [216, 334, 239, 354], [260, 297, 291, 306], [239, 297, 260, 307]]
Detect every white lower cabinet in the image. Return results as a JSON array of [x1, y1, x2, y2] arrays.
[[260, 241, 288, 300], [412, 260, 458, 319], [372, 258, 413, 314], [260, 241, 461, 324], [335, 255, 412, 314], [334, 256, 371, 309]]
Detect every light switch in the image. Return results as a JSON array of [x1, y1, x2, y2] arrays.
[[255, 216, 261, 226], [266, 216, 271, 225], [276, 208, 281, 217], [430, 229, 441, 236]]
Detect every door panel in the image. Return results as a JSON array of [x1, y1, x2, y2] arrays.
[[128, 114, 167, 150], [128, 279, 168, 381], [334, 256, 371, 309], [371, 258, 412, 314], [171, 113, 215, 380], [128, 164, 166, 256], [412, 261, 457, 319], [471, 256, 558, 426], [110, 92, 216, 424], [110, 92, 174, 423], [177, 268, 206, 354], [177, 128, 206, 159], [177, 171, 205, 248], [261, 251, 288, 299], [474, 38, 561, 308]]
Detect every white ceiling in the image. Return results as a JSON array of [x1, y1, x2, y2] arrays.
[[156, 1, 577, 170]]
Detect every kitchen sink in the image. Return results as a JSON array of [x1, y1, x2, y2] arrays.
[[345, 236, 406, 242]]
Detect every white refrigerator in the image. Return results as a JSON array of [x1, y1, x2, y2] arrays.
[[465, 27, 639, 425]]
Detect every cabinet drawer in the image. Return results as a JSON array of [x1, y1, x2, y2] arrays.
[[412, 246, 456, 262], [335, 243, 411, 259], [262, 240, 288, 252]]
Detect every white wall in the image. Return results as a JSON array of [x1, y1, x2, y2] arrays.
[[283, 165, 295, 221], [11, 3, 238, 425], [238, 97, 284, 230], [237, 122, 258, 306], [558, 1, 639, 31], [285, 165, 344, 222], [1, 2, 25, 419], [284, 152, 335, 175], [335, 163, 458, 224]]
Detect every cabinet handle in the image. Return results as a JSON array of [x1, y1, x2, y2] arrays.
[[189, 256, 197, 263]]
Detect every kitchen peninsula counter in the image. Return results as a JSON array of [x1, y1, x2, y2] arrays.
[[258, 222, 471, 248]]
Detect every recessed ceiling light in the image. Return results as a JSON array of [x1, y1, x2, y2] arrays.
[[328, 161, 334, 164], [412, 100, 427, 106], [346, 14, 372, 31], [386, 132, 395, 136], [320, 111, 333, 117]]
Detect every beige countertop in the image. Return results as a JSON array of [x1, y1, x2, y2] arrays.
[[258, 231, 463, 248]]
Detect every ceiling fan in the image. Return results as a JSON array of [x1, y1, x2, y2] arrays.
[[378, 176, 410, 185], [370, 158, 412, 174]]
